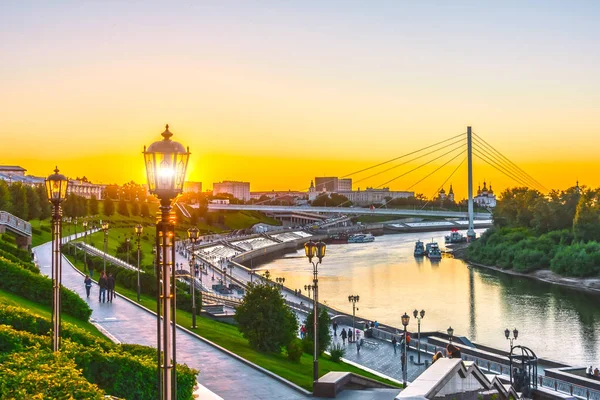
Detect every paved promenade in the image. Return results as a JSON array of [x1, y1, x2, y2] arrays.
[[34, 239, 308, 400]]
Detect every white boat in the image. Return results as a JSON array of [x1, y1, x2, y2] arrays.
[[348, 233, 375, 243], [427, 242, 442, 260]]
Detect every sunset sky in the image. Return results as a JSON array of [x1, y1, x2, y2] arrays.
[[2, 1, 599, 198]]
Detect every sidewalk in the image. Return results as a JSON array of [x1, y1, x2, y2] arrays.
[[34, 239, 308, 399]]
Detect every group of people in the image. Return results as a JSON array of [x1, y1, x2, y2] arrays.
[[586, 365, 600, 378], [83, 272, 115, 303]]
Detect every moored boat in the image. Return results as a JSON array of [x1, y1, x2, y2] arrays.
[[414, 240, 425, 256], [427, 242, 442, 260], [329, 233, 348, 244], [348, 233, 375, 243], [445, 229, 467, 244]]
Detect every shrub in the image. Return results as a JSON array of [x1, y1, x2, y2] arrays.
[[302, 338, 314, 354], [0, 248, 38, 273], [286, 338, 303, 362], [0, 239, 31, 262], [329, 342, 346, 363], [0, 256, 92, 321]]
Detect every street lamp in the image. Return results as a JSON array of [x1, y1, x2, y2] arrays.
[[504, 327, 518, 352], [304, 284, 314, 300], [276, 277, 286, 289], [135, 224, 143, 302], [73, 218, 78, 262], [82, 220, 89, 275], [101, 221, 109, 274], [401, 312, 410, 387], [348, 295, 359, 343], [125, 237, 131, 265], [447, 326, 454, 343], [45, 167, 68, 352], [144, 124, 190, 400], [187, 227, 200, 329], [413, 309, 425, 365], [304, 239, 326, 383]]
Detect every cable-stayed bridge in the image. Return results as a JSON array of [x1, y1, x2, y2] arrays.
[[208, 127, 545, 233]]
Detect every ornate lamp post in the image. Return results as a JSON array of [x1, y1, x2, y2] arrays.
[[73, 218, 78, 262], [413, 309, 425, 364], [304, 284, 313, 300], [304, 239, 326, 383], [125, 237, 131, 265], [187, 227, 200, 329], [276, 277, 285, 289], [348, 295, 359, 342], [45, 167, 69, 352], [144, 124, 190, 400], [401, 312, 410, 387], [135, 224, 143, 302], [82, 220, 88, 275], [101, 221, 109, 274], [504, 327, 518, 352], [447, 326, 454, 344]]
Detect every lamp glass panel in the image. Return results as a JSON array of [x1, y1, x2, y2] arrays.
[[316, 241, 326, 259], [144, 152, 157, 192]]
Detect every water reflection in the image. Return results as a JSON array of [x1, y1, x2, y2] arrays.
[[260, 230, 600, 365]]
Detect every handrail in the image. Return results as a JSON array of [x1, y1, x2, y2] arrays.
[[0, 210, 32, 236], [539, 375, 600, 400]]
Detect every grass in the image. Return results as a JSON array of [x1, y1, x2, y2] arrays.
[[0, 288, 109, 342], [65, 254, 400, 391]]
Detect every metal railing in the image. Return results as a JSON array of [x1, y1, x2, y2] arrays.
[[539, 375, 600, 400], [75, 242, 141, 272], [0, 211, 32, 236]]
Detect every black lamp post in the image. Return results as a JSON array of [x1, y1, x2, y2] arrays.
[[447, 326, 454, 344], [348, 295, 359, 342], [144, 124, 190, 400], [82, 220, 88, 274], [126, 237, 131, 265], [413, 309, 425, 364], [101, 221, 109, 274], [304, 284, 314, 300], [504, 327, 518, 352], [188, 227, 199, 329], [276, 277, 285, 289], [135, 224, 143, 302], [304, 239, 326, 383], [401, 312, 410, 386], [45, 167, 69, 352], [73, 217, 78, 262]]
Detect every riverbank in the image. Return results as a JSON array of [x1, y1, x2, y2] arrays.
[[449, 242, 600, 295]]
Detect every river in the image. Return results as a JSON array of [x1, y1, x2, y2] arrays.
[[260, 229, 600, 366]]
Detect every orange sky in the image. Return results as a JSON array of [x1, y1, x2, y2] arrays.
[[1, 2, 599, 197]]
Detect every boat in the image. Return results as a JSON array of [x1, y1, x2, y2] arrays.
[[348, 233, 375, 243], [427, 242, 442, 260], [414, 240, 425, 256], [329, 233, 348, 244], [445, 229, 467, 244]]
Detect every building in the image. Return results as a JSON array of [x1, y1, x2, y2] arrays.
[[438, 185, 455, 202], [338, 178, 352, 191], [250, 190, 306, 200], [338, 187, 413, 206], [474, 181, 496, 208], [213, 181, 250, 201], [315, 177, 338, 192], [184, 181, 202, 193], [67, 179, 105, 199], [0, 166, 26, 177]]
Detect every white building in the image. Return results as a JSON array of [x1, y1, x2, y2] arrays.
[[474, 181, 496, 208], [338, 187, 413, 206], [213, 181, 250, 201], [67, 179, 105, 199]]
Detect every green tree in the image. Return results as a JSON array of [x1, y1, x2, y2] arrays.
[[89, 195, 99, 215], [304, 308, 332, 354], [25, 185, 42, 220], [0, 180, 13, 213], [35, 184, 51, 219], [103, 198, 115, 216], [140, 202, 150, 218], [118, 198, 129, 216], [234, 282, 298, 353], [573, 188, 600, 243], [130, 200, 140, 216], [115, 238, 140, 265], [8, 183, 28, 219]]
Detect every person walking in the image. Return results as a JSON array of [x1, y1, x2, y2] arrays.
[[333, 321, 338, 337], [356, 338, 361, 354], [107, 272, 115, 303], [300, 325, 306, 340], [348, 328, 353, 343], [84, 275, 92, 298], [98, 272, 107, 303], [341, 328, 347, 345], [392, 336, 398, 355]]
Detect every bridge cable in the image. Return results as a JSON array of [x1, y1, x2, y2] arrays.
[[406, 150, 467, 191], [419, 157, 467, 211], [472, 149, 533, 188], [472, 133, 548, 192], [471, 145, 535, 189]]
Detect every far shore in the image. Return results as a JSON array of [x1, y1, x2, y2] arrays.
[[449, 243, 600, 295]]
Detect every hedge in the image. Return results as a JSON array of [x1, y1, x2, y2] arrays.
[[0, 247, 38, 273], [0, 239, 31, 263], [0, 256, 91, 321]]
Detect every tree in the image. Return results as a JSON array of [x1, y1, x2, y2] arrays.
[[140, 202, 150, 218], [115, 238, 140, 265], [118, 198, 129, 216], [89, 195, 99, 215], [573, 188, 600, 243], [304, 308, 332, 354], [103, 198, 115, 216], [234, 282, 298, 353], [0, 180, 13, 213], [25, 185, 42, 220], [130, 200, 140, 216], [9, 183, 28, 220], [35, 184, 51, 220]]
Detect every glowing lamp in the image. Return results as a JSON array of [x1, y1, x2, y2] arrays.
[[401, 312, 410, 327], [304, 240, 316, 261], [188, 227, 200, 242], [45, 167, 68, 205], [135, 224, 143, 235], [315, 241, 327, 261]]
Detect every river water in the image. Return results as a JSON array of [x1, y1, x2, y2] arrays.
[[260, 229, 600, 366]]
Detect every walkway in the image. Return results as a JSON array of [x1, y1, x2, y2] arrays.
[[33, 239, 308, 399]]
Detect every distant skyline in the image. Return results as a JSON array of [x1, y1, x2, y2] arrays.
[[2, 1, 599, 195]]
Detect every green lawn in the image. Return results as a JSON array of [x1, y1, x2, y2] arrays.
[[0, 288, 109, 342], [65, 255, 399, 391]]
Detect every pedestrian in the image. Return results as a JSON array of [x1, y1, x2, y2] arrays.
[[333, 321, 338, 336], [432, 351, 444, 364], [595, 367, 600, 377], [107, 272, 115, 303], [341, 328, 347, 345], [300, 325, 306, 340], [392, 336, 397, 355], [447, 343, 462, 359], [587, 365, 593, 376], [356, 339, 361, 354], [84, 274, 92, 298], [98, 272, 107, 303], [374, 320, 379, 328], [348, 328, 353, 343]]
